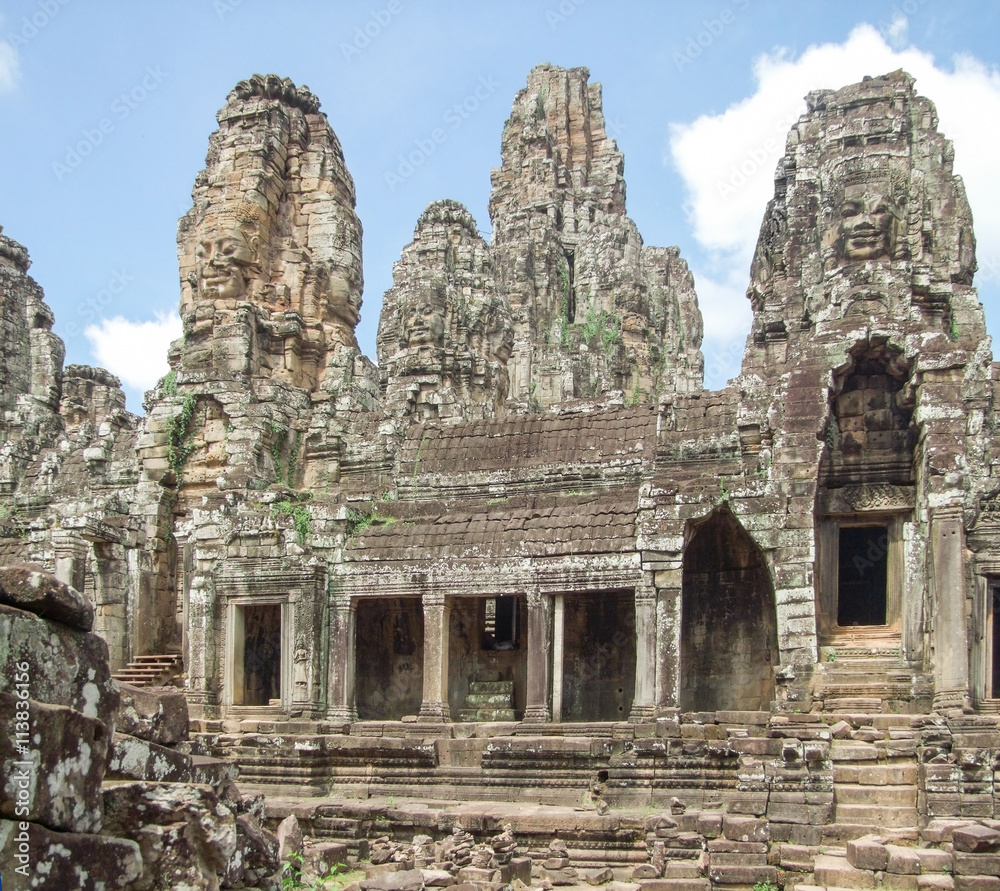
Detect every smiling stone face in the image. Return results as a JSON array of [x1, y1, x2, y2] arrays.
[[403, 292, 447, 348], [839, 182, 899, 262], [194, 232, 257, 300]]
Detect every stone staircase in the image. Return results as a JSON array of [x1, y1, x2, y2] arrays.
[[112, 653, 184, 688], [457, 677, 516, 722], [812, 645, 927, 712]]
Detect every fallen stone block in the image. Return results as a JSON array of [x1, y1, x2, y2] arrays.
[[361, 868, 428, 891], [847, 836, 890, 871], [0, 563, 95, 631], [0, 604, 120, 729], [955, 825, 1000, 854], [0, 818, 141, 890], [0, 693, 109, 833], [116, 682, 190, 746]]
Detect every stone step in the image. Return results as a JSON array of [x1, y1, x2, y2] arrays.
[[457, 708, 516, 723], [835, 784, 918, 807], [468, 680, 514, 695], [823, 697, 885, 712], [638, 880, 711, 891], [465, 692, 514, 708], [637, 880, 711, 891], [815, 853, 878, 890], [834, 764, 920, 785], [834, 804, 918, 829]]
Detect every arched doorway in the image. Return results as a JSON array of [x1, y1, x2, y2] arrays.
[[680, 508, 777, 712]]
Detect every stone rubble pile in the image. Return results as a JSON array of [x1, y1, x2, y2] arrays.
[[0, 564, 281, 890]]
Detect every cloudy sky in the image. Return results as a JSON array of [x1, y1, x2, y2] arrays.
[[2, 1, 999, 409]]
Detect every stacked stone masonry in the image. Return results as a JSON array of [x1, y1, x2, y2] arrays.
[[4, 64, 1000, 888]]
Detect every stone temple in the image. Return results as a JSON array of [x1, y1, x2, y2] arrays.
[[4, 65, 1000, 889]]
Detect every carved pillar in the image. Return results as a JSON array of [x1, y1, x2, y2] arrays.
[[932, 507, 971, 712], [551, 594, 565, 722], [418, 592, 452, 722], [630, 580, 657, 722], [655, 567, 683, 710], [523, 589, 552, 723], [326, 593, 357, 722]]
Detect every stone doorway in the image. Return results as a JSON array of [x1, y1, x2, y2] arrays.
[[355, 597, 424, 720], [680, 509, 777, 712], [230, 601, 285, 707], [561, 591, 636, 722], [448, 595, 526, 721]]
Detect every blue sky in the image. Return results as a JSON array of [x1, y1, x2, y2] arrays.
[[2, 1, 999, 411]]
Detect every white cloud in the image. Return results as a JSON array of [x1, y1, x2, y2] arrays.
[[0, 39, 20, 92], [84, 313, 181, 391], [669, 23, 1000, 371]]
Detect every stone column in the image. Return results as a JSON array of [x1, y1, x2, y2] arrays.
[[53, 532, 88, 593], [326, 593, 357, 722], [655, 566, 683, 710], [418, 592, 452, 722], [551, 594, 565, 722], [629, 580, 657, 722], [931, 507, 971, 712], [522, 589, 552, 723]]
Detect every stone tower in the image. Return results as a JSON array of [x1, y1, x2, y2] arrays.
[[489, 64, 704, 409]]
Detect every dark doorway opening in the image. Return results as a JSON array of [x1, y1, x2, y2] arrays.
[[242, 603, 281, 706], [681, 509, 777, 712], [992, 585, 1000, 697], [355, 598, 424, 720], [837, 525, 889, 626]]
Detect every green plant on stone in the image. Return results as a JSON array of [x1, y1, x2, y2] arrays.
[[268, 419, 289, 483], [166, 394, 197, 483], [949, 314, 960, 341], [273, 500, 312, 543], [281, 851, 348, 891], [753, 881, 779, 891], [160, 369, 177, 396]]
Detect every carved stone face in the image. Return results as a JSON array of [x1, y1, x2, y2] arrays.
[[329, 271, 360, 328], [403, 294, 446, 347], [840, 183, 897, 261], [195, 233, 256, 300]]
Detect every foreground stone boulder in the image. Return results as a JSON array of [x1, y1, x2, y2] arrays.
[[0, 692, 110, 832], [116, 681, 190, 746], [0, 562, 95, 631], [0, 819, 142, 890], [0, 603, 120, 730], [103, 782, 237, 890]]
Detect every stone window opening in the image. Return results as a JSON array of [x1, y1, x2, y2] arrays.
[[483, 595, 519, 650], [837, 524, 890, 627], [564, 249, 576, 323], [817, 515, 905, 642]]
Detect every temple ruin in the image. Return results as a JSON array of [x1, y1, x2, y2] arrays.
[[5, 63, 1000, 889]]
